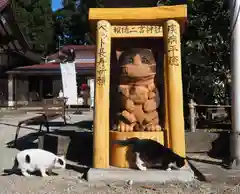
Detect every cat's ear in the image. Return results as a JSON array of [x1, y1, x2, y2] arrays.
[[147, 48, 153, 52], [116, 50, 123, 60]]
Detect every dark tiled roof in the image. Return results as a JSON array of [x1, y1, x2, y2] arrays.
[[7, 62, 95, 75], [13, 62, 95, 70], [47, 45, 95, 59], [61, 45, 95, 51], [0, 0, 42, 63], [0, 0, 9, 12]]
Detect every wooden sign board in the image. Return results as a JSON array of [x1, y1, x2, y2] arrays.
[[111, 25, 163, 38]]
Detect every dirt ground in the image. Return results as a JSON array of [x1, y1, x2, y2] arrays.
[[0, 175, 240, 194], [0, 110, 239, 194]]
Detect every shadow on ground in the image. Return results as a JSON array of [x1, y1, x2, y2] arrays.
[[1, 169, 59, 177], [208, 131, 230, 160], [42, 130, 93, 167], [6, 119, 94, 169], [186, 131, 231, 172], [6, 132, 39, 150], [35, 120, 93, 130], [66, 163, 89, 179]]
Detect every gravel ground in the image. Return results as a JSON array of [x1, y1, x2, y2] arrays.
[[0, 110, 239, 194], [0, 177, 240, 194]]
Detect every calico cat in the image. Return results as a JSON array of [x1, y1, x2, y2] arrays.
[[114, 137, 185, 171], [3, 149, 66, 177]]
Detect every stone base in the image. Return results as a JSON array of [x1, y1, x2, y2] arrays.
[[86, 165, 195, 183], [185, 131, 230, 159]]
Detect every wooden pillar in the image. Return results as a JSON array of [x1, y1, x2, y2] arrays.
[[164, 20, 186, 157], [163, 54, 171, 148], [8, 74, 14, 107], [93, 20, 111, 168]]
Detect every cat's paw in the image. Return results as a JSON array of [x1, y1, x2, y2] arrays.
[[21, 170, 32, 177], [22, 172, 32, 177], [135, 152, 147, 171], [118, 120, 134, 132], [138, 166, 147, 171], [41, 173, 49, 177], [136, 163, 147, 171], [40, 169, 49, 177], [166, 168, 172, 171]]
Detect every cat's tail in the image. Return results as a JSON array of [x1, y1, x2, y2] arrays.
[[112, 137, 140, 147], [1, 157, 19, 176]]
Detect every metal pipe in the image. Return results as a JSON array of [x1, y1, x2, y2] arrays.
[[229, 0, 240, 168]]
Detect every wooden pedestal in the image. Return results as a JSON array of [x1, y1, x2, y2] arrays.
[[110, 131, 164, 168]]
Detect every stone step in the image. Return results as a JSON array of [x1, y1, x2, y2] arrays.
[[87, 166, 195, 183]]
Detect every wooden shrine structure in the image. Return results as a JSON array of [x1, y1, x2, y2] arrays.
[[89, 4, 188, 168]]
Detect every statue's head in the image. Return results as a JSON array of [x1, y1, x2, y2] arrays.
[[116, 48, 157, 79]]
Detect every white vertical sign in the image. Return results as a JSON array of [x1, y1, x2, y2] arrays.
[[88, 78, 95, 108], [60, 62, 78, 105]]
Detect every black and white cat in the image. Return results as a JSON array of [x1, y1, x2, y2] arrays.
[[3, 149, 66, 177], [114, 137, 186, 171]]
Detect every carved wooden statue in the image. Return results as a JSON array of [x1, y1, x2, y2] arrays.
[[116, 48, 161, 132]]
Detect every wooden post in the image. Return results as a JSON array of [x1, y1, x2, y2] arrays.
[[188, 99, 197, 132], [93, 20, 111, 168], [164, 20, 186, 158], [163, 54, 171, 148], [8, 74, 14, 107]]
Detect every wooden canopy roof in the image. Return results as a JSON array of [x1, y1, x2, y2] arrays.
[[89, 5, 187, 34]]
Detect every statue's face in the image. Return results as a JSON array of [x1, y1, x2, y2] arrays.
[[117, 48, 156, 78]]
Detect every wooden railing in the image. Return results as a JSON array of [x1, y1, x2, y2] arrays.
[[188, 99, 231, 132]]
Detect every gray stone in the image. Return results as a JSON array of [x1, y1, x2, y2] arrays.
[[86, 166, 195, 183]]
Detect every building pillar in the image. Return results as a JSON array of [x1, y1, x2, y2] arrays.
[[8, 74, 14, 107], [163, 20, 186, 158]]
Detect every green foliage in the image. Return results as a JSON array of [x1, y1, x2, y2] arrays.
[[182, 0, 230, 104], [156, 0, 230, 104], [12, 0, 54, 54], [11, 0, 230, 105], [55, 0, 230, 105], [53, 0, 102, 46]]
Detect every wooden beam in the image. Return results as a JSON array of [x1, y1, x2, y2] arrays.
[[111, 25, 163, 38], [89, 5, 187, 34]]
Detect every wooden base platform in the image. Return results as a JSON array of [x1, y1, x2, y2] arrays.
[[110, 131, 164, 168]]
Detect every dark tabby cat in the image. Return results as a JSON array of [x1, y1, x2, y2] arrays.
[[114, 137, 186, 171]]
